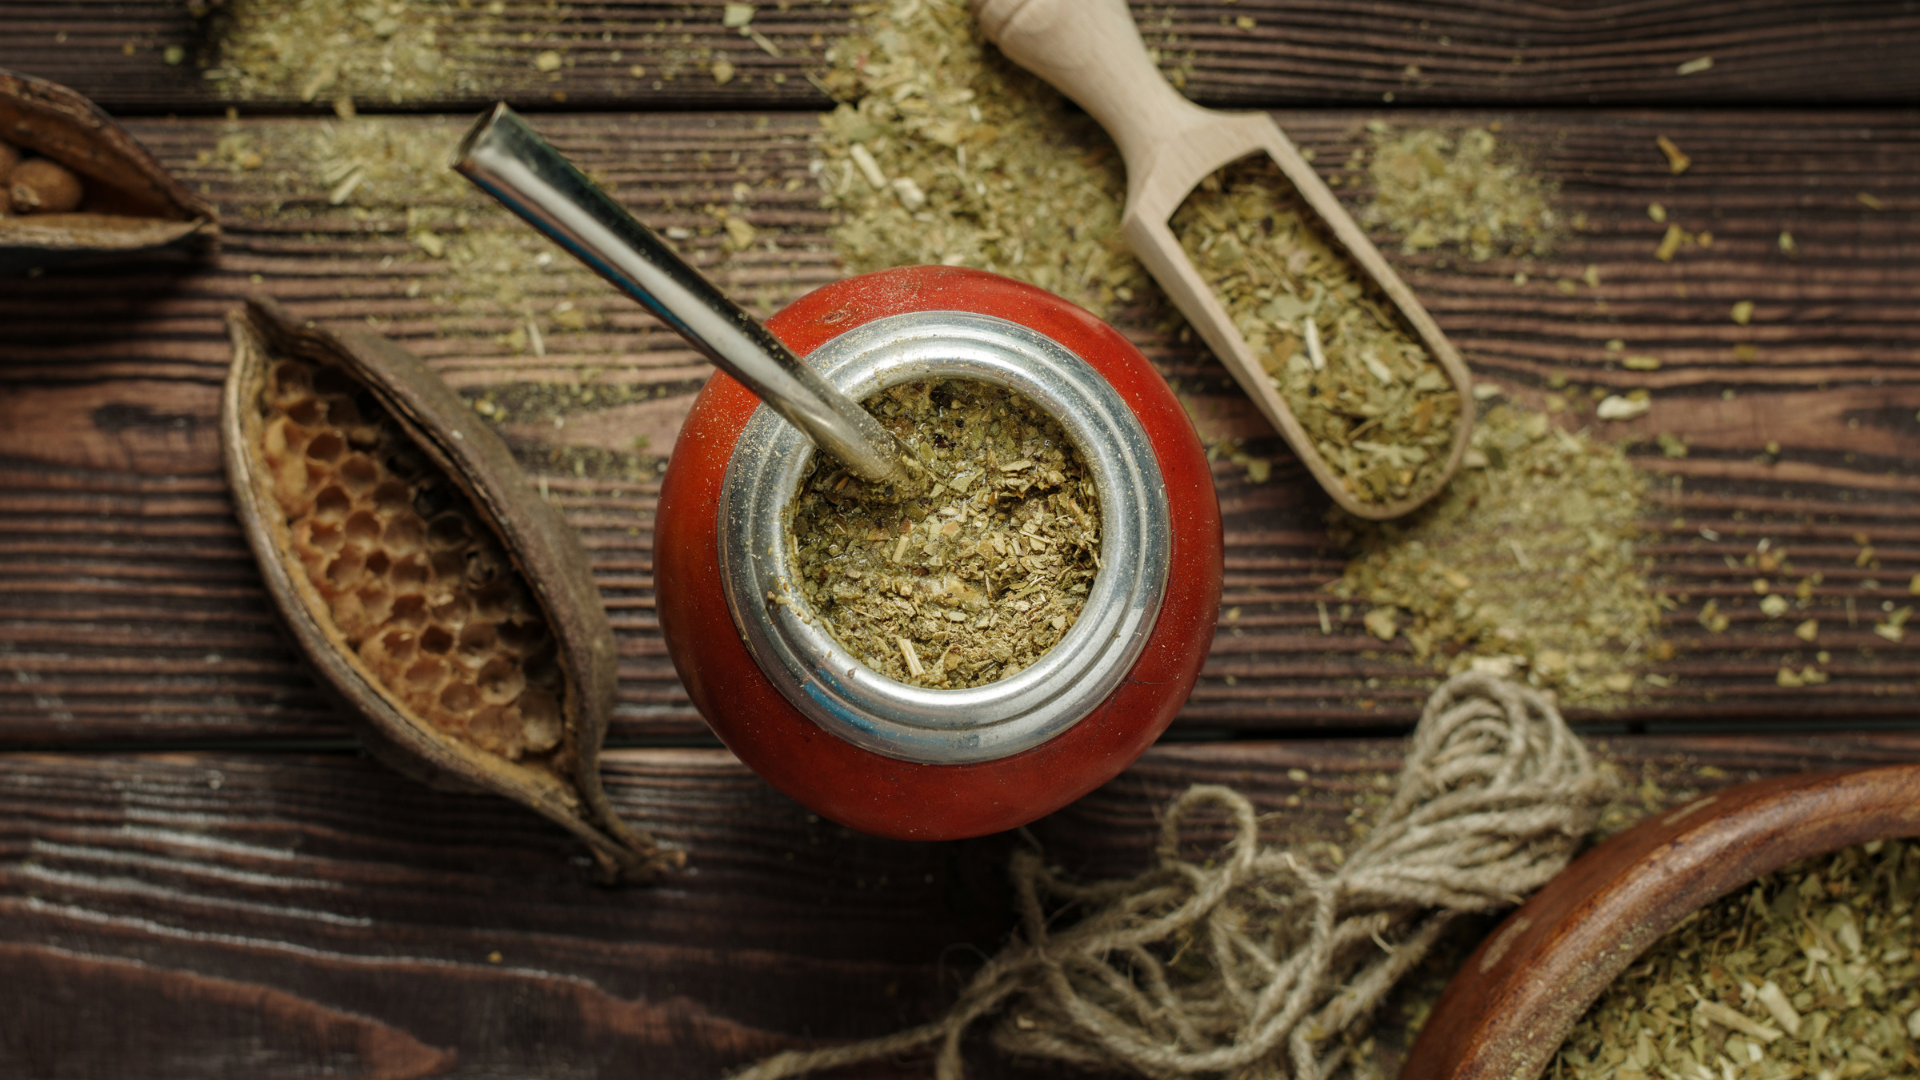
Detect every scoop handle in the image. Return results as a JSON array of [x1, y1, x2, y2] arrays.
[[972, 0, 1210, 178]]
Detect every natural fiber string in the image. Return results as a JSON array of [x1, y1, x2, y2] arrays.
[[732, 671, 1610, 1080]]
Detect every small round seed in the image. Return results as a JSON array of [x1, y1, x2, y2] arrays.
[[10, 157, 85, 214]]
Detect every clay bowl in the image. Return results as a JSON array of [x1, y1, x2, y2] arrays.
[[1404, 764, 1920, 1080]]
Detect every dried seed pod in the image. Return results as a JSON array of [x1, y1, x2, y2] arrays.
[[10, 157, 83, 213], [0, 138, 19, 179], [0, 67, 216, 256], [222, 297, 675, 881]]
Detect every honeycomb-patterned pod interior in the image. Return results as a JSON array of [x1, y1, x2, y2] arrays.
[[257, 355, 565, 762], [221, 297, 674, 880]]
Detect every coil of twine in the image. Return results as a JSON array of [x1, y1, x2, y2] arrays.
[[732, 670, 1610, 1080]]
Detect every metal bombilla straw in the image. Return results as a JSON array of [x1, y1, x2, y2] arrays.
[[451, 103, 921, 487]]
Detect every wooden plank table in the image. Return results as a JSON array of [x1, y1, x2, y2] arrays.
[[1, 2, 1917, 1076]]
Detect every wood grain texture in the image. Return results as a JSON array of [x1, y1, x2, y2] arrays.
[[0, 0, 852, 115], [1161, 0, 1920, 108], [0, 108, 1916, 744], [2, 1, 1917, 116], [3, 943, 458, 1080], [1403, 764, 1920, 1080], [3, 734, 1916, 1078], [2, 10, 1913, 1080]]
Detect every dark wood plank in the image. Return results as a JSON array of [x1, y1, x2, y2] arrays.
[[2, 734, 1915, 1077], [2, 1, 1916, 116], [1167, 0, 1920, 108], [0, 107, 1916, 745], [0, 0, 849, 115]]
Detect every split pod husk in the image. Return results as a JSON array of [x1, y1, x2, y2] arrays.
[[221, 296, 675, 881], [0, 67, 216, 261]]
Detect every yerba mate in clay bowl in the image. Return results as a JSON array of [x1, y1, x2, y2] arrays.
[[1, 68, 216, 264], [656, 266, 1223, 841], [222, 297, 673, 881], [1404, 765, 1920, 1080]]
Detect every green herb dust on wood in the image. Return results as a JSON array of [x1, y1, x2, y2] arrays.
[[206, 0, 484, 109], [815, 0, 1151, 319], [788, 378, 1099, 689], [1359, 121, 1565, 263], [1329, 402, 1667, 707]]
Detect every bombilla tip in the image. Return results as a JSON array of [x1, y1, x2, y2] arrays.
[[451, 101, 516, 177]]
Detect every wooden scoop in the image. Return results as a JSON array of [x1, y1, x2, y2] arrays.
[[1404, 765, 1920, 1080], [972, 0, 1472, 519]]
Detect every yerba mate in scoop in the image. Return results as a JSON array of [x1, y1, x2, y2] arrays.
[[972, 0, 1473, 518]]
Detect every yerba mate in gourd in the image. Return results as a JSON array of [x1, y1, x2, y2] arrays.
[[789, 377, 1100, 688], [222, 297, 672, 880], [656, 268, 1221, 840]]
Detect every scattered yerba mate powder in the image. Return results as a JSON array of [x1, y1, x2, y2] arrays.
[[1360, 121, 1564, 261], [814, 0, 1151, 318], [1328, 403, 1668, 706]]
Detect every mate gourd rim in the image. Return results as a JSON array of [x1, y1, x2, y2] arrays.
[[717, 310, 1171, 766]]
